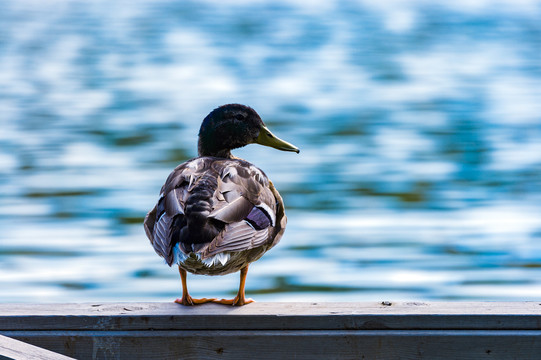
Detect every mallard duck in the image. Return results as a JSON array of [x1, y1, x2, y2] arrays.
[[144, 104, 299, 306]]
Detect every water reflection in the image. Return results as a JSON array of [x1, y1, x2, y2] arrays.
[[1, 0, 541, 302]]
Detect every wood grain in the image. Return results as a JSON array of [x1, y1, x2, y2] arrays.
[[4, 330, 541, 360], [0, 334, 75, 360], [1, 302, 541, 331], [1, 302, 541, 359]]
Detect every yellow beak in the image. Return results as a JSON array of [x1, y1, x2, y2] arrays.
[[255, 126, 300, 153]]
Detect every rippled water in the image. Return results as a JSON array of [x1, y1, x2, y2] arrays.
[[1, 0, 541, 303]]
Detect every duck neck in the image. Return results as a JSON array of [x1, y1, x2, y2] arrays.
[[198, 141, 233, 159]]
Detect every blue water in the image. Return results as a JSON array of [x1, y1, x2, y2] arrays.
[[1, 0, 541, 303]]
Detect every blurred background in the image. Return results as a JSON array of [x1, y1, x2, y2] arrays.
[[1, 0, 541, 303]]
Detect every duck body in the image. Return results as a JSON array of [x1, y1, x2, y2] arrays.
[[144, 156, 286, 276], [143, 104, 298, 306]]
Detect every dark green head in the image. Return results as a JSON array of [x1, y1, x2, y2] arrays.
[[198, 104, 299, 158]]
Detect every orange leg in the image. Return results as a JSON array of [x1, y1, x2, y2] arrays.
[[174, 267, 216, 306], [213, 265, 254, 306]]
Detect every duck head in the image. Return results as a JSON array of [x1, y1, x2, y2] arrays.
[[198, 104, 299, 158]]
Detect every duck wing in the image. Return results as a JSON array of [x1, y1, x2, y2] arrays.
[[144, 157, 286, 266]]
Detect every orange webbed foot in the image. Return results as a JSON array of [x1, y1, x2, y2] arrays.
[[213, 295, 255, 306], [175, 296, 216, 306]]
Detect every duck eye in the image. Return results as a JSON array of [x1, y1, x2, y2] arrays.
[[235, 114, 245, 120]]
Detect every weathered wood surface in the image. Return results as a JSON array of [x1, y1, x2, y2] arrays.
[[4, 330, 541, 360], [1, 302, 541, 359], [2, 301, 541, 331], [0, 334, 76, 360]]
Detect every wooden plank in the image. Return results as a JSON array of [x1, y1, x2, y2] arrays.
[[1, 303, 541, 359], [1, 302, 541, 331], [0, 334, 76, 360], [4, 330, 541, 360]]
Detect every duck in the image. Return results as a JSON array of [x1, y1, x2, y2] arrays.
[[144, 104, 299, 306]]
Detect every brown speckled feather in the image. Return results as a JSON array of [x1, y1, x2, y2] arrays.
[[144, 156, 287, 274]]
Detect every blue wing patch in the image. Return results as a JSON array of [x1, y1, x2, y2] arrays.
[[245, 206, 271, 230]]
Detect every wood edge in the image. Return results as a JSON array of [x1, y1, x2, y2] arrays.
[[0, 334, 76, 360]]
